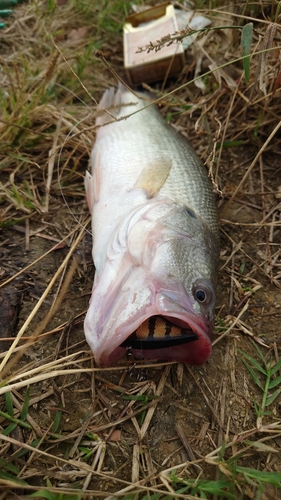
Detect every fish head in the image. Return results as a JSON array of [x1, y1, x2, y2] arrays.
[[84, 199, 219, 367]]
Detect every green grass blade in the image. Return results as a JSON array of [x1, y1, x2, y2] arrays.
[[20, 386, 30, 421], [123, 394, 147, 401], [265, 388, 281, 406], [241, 22, 253, 83], [30, 491, 57, 500], [140, 409, 146, 426], [236, 466, 281, 486], [219, 438, 226, 459], [78, 446, 96, 460], [240, 359, 264, 390], [31, 491, 82, 500], [2, 422, 18, 435], [199, 493, 208, 499], [173, 486, 189, 495], [252, 341, 268, 366], [172, 478, 236, 499], [244, 440, 277, 453], [271, 357, 281, 375], [268, 374, 281, 389], [0, 410, 32, 429], [0, 471, 28, 486], [51, 410, 62, 433], [5, 392, 14, 417], [0, 459, 19, 474], [201, 480, 235, 497], [239, 349, 267, 376], [15, 438, 41, 458]]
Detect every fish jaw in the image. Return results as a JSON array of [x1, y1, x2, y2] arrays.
[[129, 341, 211, 366], [84, 276, 213, 367], [84, 199, 216, 368]]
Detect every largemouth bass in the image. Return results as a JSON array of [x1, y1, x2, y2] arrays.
[[84, 86, 219, 368]]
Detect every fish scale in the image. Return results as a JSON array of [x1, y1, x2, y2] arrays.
[[84, 85, 219, 368]]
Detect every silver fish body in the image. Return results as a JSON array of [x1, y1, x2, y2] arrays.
[[84, 86, 219, 367]]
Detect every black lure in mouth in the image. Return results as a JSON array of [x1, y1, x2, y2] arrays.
[[120, 315, 199, 350]]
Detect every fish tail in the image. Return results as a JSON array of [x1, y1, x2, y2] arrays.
[[96, 87, 117, 127], [96, 84, 148, 127]]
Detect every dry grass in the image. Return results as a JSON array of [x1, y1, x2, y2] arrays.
[[0, 0, 281, 499]]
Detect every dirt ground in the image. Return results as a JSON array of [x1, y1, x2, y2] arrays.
[[0, 1, 281, 499]]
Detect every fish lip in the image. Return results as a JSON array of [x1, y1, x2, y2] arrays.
[[92, 309, 212, 368]]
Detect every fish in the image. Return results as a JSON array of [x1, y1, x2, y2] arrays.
[[84, 85, 219, 368]]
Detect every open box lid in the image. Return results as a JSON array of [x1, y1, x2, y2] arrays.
[[123, 3, 185, 85]]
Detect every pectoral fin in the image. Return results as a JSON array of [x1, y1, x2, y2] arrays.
[[133, 158, 172, 198]]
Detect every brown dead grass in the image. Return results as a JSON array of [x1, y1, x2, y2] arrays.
[[0, 0, 281, 499]]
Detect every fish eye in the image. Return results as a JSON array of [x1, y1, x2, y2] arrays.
[[193, 283, 213, 305], [195, 289, 206, 302]]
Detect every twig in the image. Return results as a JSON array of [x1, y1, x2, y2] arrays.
[[213, 300, 250, 346], [175, 422, 202, 474], [132, 444, 140, 483], [138, 365, 171, 441]]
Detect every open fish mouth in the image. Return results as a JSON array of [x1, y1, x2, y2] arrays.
[[116, 313, 210, 366], [84, 279, 214, 367], [121, 315, 198, 350]]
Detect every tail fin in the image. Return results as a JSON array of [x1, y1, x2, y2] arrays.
[[96, 87, 117, 127], [96, 85, 149, 127]]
